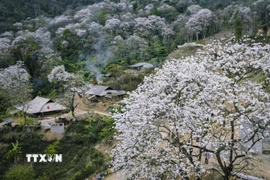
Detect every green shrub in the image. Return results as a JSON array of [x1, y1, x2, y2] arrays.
[[48, 89, 57, 99], [45, 141, 60, 154], [71, 162, 97, 180], [5, 164, 35, 180], [37, 173, 50, 180]]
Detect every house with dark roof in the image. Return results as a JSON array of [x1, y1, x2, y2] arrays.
[[15, 96, 68, 116]]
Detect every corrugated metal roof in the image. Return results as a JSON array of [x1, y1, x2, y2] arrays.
[[129, 62, 154, 68], [94, 90, 126, 98], [85, 85, 109, 96], [15, 96, 67, 114], [26, 96, 51, 114], [40, 102, 67, 113], [107, 90, 126, 96]]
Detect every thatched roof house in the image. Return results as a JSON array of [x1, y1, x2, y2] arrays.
[[15, 96, 67, 115]]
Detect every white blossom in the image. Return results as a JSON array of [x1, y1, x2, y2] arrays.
[[13, 22, 23, 30], [185, 9, 217, 39], [75, 29, 87, 37], [112, 41, 270, 179], [144, 4, 154, 14], [74, 8, 92, 21], [186, 5, 201, 15], [134, 15, 166, 37], [0, 61, 32, 101], [48, 15, 71, 27], [0, 38, 11, 53], [105, 18, 121, 34], [47, 65, 74, 83]]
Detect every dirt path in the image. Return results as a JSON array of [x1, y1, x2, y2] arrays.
[[76, 109, 110, 117], [74, 94, 111, 118], [59, 94, 111, 120]]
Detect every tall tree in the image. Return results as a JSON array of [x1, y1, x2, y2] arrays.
[[48, 65, 84, 119], [233, 10, 243, 41], [112, 41, 270, 180], [185, 9, 217, 41], [0, 61, 32, 118]]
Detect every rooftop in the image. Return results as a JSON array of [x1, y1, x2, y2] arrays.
[[85, 85, 110, 96], [129, 62, 154, 69], [15, 96, 67, 114]]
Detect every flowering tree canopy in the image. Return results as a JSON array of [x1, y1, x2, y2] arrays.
[[112, 41, 270, 180], [0, 61, 32, 105], [105, 18, 122, 34], [134, 15, 166, 38], [185, 9, 217, 40], [186, 5, 201, 15], [47, 65, 84, 118], [230, 6, 254, 35], [47, 65, 74, 83]]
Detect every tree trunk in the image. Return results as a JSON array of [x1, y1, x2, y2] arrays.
[[70, 92, 76, 119]]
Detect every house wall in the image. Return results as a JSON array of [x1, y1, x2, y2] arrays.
[[51, 123, 64, 133]]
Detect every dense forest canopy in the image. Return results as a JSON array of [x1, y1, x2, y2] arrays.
[[0, 0, 122, 33]]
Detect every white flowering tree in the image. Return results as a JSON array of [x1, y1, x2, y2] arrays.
[[0, 61, 32, 118], [134, 15, 166, 38], [47, 65, 74, 88], [185, 9, 217, 41], [111, 41, 270, 180], [186, 5, 202, 15], [0, 61, 31, 99], [0, 37, 12, 67], [229, 6, 254, 35], [105, 18, 122, 35], [48, 65, 84, 118]]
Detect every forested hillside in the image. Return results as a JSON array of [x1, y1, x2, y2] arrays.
[[0, 0, 269, 117], [0, 0, 116, 33]]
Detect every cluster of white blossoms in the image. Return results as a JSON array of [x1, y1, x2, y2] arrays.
[[47, 65, 74, 83], [111, 41, 270, 180], [185, 9, 217, 39], [0, 61, 32, 100]]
